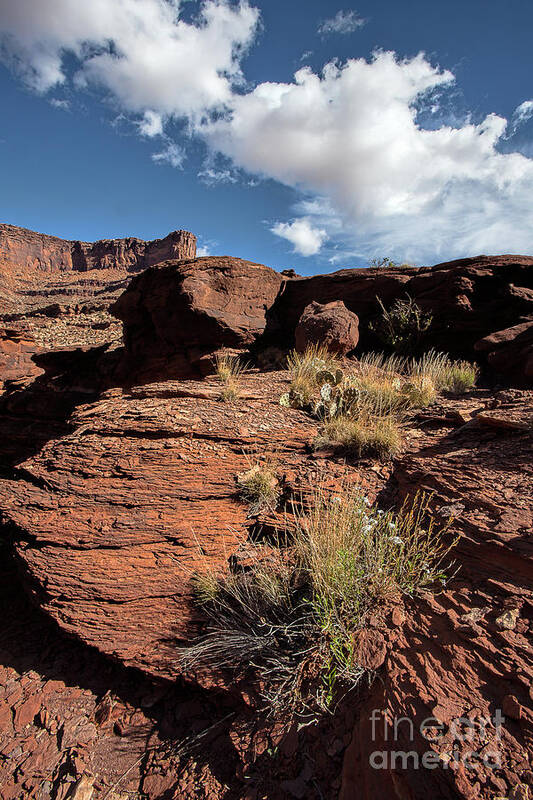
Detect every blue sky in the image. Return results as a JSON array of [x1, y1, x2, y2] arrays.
[[1, 0, 533, 274]]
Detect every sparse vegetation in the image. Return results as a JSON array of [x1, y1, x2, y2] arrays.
[[283, 343, 341, 408], [369, 257, 415, 269], [409, 350, 479, 394], [183, 486, 456, 717], [441, 360, 479, 394], [236, 460, 280, 514], [215, 352, 247, 402], [369, 295, 433, 355], [401, 374, 438, 408], [315, 412, 402, 459], [280, 345, 479, 461]]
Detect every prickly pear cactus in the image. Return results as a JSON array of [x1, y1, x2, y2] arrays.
[[316, 368, 344, 387]]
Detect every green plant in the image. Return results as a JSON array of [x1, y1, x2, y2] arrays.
[[236, 461, 280, 514], [369, 257, 415, 269], [181, 486, 456, 717], [441, 360, 479, 394], [369, 295, 433, 355]]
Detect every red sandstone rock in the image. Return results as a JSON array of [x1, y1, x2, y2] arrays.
[[110, 256, 284, 381], [475, 318, 533, 384], [294, 300, 359, 355], [265, 255, 533, 384], [0, 373, 317, 680], [0, 224, 196, 275], [351, 629, 386, 670], [0, 224, 196, 364]]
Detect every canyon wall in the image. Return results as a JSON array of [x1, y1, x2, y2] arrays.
[[0, 223, 197, 274]]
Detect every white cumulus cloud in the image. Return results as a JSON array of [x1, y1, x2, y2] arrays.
[[271, 218, 327, 256], [318, 10, 366, 35], [203, 51, 533, 262], [511, 100, 533, 134], [0, 0, 259, 119]]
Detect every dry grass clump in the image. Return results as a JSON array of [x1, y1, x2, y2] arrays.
[[281, 345, 478, 460], [215, 352, 247, 402], [286, 344, 341, 407], [441, 360, 479, 394], [236, 461, 280, 514], [401, 374, 438, 408], [409, 350, 479, 394], [315, 413, 402, 459], [182, 486, 456, 717]]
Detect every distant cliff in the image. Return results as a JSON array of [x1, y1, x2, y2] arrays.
[[0, 223, 197, 274]]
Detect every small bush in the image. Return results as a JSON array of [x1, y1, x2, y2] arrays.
[[236, 462, 280, 514], [182, 486, 456, 717], [369, 295, 433, 355], [441, 361, 479, 394], [369, 257, 415, 269]]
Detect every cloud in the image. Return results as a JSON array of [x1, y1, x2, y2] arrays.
[[139, 110, 164, 137], [152, 140, 184, 168], [318, 10, 366, 35], [0, 0, 260, 119], [271, 217, 327, 256], [510, 100, 533, 135], [2, 3, 533, 263], [204, 51, 533, 262], [49, 97, 69, 110]]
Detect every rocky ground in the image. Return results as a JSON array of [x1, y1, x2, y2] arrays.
[[0, 224, 532, 799], [0, 367, 531, 799]]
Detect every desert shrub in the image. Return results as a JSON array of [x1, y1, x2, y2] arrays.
[[409, 350, 479, 394], [182, 486, 456, 717], [236, 461, 280, 514], [441, 361, 479, 394], [369, 295, 433, 355], [369, 257, 415, 269], [215, 352, 247, 402]]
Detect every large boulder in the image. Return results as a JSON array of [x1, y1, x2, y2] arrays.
[[0, 373, 318, 681], [294, 300, 359, 355], [110, 256, 284, 382], [475, 318, 533, 384]]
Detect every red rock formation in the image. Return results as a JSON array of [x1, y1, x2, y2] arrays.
[[110, 255, 284, 382], [0, 223, 196, 274], [0, 224, 197, 382], [0, 368, 531, 799], [0, 372, 318, 680], [265, 255, 533, 383], [341, 389, 533, 800], [1, 232, 533, 798], [294, 300, 359, 355], [475, 319, 533, 382], [0, 328, 43, 389]]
